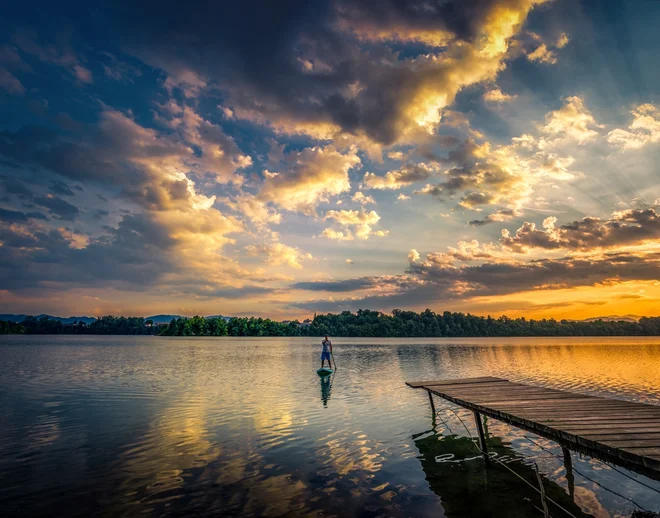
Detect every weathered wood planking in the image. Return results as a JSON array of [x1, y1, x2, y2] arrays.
[[406, 377, 660, 474]]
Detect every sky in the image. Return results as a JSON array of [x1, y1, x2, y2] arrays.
[[1, 0, 660, 320]]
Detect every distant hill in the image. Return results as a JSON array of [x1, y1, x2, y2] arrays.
[[0, 314, 96, 325], [206, 315, 232, 322], [145, 315, 233, 324], [145, 314, 182, 324], [0, 314, 233, 325], [581, 315, 641, 323], [0, 313, 642, 326]]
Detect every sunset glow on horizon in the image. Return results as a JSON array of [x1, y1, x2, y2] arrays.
[[2, 0, 660, 320]]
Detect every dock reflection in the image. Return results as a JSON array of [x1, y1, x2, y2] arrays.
[[413, 414, 593, 518]]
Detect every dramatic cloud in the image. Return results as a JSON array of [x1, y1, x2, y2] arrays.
[[153, 101, 253, 181], [469, 208, 522, 226], [484, 88, 517, 103], [414, 240, 502, 267], [607, 104, 660, 150], [12, 29, 92, 84], [293, 247, 660, 312], [412, 96, 602, 213], [259, 146, 360, 214], [362, 163, 438, 190], [50, 180, 76, 196], [0, 205, 286, 301], [245, 242, 313, 269], [322, 209, 388, 240], [292, 278, 380, 292], [408, 251, 660, 298], [0, 107, 250, 210], [0, 101, 271, 302], [539, 96, 602, 147], [101, 52, 142, 82], [0, 208, 46, 222], [414, 139, 532, 209], [109, 0, 550, 147], [501, 208, 660, 252], [294, 200, 660, 313], [525, 32, 569, 65], [351, 191, 375, 205], [527, 43, 557, 64], [0, 45, 32, 95], [33, 194, 79, 221], [0, 67, 25, 95], [225, 194, 282, 229]]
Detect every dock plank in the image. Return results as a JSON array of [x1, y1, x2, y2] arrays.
[[406, 376, 660, 477], [405, 376, 506, 388]]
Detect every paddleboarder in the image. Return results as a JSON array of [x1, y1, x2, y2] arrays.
[[321, 335, 332, 369]]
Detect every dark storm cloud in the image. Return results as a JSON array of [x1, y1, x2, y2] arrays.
[[50, 180, 75, 196], [1, 176, 32, 198], [34, 194, 79, 220], [410, 252, 660, 296], [290, 252, 660, 312], [0, 212, 176, 293], [0, 112, 205, 211], [292, 278, 381, 292], [0, 207, 46, 222], [185, 285, 277, 299], [501, 208, 660, 251], [334, 0, 509, 42], [0, 125, 117, 182], [2, 0, 535, 146]]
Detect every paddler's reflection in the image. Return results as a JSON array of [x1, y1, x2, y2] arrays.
[[320, 374, 333, 407]]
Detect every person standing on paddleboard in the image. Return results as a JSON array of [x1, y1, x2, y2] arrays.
[[321, 335, 332, 369]]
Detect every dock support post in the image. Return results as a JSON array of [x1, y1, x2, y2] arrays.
[[562, 447, 575, 499], [427, 390, 436, 415], [473, 411, 488, 460]]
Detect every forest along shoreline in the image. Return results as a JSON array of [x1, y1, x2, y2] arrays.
[[2, 310, 660, 337]]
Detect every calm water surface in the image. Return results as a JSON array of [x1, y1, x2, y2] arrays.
[[1, 336, 660, 517]]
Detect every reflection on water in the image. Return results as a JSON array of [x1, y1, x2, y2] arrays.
[[1, 335, 660, 517], [413, 417, 592, 518], [320, 373, 333, 407]]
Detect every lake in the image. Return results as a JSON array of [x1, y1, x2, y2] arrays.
[[1, 335, 660, 517]]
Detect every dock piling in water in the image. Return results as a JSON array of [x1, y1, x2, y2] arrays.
[[473, 410, 489, 459], [428, 390, 436, 416]]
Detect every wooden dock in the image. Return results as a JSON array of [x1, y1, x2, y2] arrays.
[[406, 376, 660, 476]]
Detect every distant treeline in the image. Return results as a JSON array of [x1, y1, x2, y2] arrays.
[[304, 310, 660, 337], [1, 316, 158, 335], [159, 316, 301, 336], [3, 310, 660, 337]]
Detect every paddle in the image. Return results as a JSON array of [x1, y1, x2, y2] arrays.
[[331, 350, 337, 371]]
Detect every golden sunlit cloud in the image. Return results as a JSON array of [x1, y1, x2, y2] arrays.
[[484, 87, 518, 103], [607, 104, 660, 150], [322, 209, 389, 240], [245, 242, 313, 270], [259, 146, 361, 215]]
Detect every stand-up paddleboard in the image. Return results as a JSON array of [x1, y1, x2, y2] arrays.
[[317, 367, 333, 376]]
